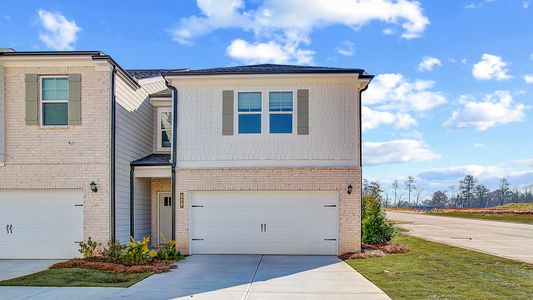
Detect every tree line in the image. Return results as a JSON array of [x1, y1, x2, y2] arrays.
[[363, 176, 533, 208]]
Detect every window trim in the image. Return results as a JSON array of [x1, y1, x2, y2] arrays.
[[39, 75, 69, 127], [268, 90, 296, 135], [235, 90, 263, 135], [157, 107, 172, 152]]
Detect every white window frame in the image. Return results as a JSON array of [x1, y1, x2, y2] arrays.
[[40, 75, 69, 127], [268, 90, 296, 135], [235, 91, 263, 135], [157, 107, 172, 152]]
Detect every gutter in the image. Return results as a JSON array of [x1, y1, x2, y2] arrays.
[[110, 65, 117, 242], [165, 80, 178, 241], [358, 76, 373, 247]]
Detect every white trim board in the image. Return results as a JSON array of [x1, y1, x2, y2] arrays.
[[177, 160, 357, 168]]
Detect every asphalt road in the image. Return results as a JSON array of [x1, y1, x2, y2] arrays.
[[387, 211, 533, 263]]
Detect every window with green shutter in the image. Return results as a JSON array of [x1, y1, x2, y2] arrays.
[[41, 76, 69, 126]]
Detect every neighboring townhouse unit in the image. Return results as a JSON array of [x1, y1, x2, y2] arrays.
[[0, 49, 373, 259]]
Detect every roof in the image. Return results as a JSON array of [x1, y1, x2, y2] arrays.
[[131, 154, 171, 166], [0, 50, 140, 88], [149, 88, 172, 98], [126, 69, 189, 79], [163, 64, 373, 79]]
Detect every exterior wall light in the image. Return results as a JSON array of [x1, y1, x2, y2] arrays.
[[347, 184, 353, 195], [90, 181, 98, 193], [179, 193, 184, 208]]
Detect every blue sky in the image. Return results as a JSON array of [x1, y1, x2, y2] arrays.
[[1, 0, 532, 195]]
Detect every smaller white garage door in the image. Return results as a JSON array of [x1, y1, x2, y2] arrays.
[[0, 189, 84, 259], [190, 191, 339, 255]]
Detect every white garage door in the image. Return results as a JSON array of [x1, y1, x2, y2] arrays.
[[0, 189, 84, 259], [190, 191, 338, 255]]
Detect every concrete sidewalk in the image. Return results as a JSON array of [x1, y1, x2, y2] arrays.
[[387, 211, 533, 263]]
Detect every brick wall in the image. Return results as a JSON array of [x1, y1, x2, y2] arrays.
[[0, 65, 111, 243]]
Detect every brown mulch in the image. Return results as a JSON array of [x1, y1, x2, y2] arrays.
[[50, 259, 176, 274], [339, 243, 410, 260]]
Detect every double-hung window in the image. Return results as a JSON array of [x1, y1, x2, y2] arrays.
[[158, 107, 172, 151], [238, 92, 262, 134], [41, 77, 68, 126], [269, 91, 293, 134]]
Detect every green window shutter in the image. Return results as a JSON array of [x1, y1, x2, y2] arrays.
[[222, 90, 234, 135], [68, 74, 81, 125], [297, 89, 309, 135], [24, 74, 39, 125]]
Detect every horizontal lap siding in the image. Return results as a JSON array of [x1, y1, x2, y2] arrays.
[[114, 77, 167, 242]]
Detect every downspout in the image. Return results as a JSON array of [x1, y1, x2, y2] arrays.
[[165, 80, 178, 241], [110, 65, 117, 242], [129, 165, 135, 238], [358, 76, 372, 247]]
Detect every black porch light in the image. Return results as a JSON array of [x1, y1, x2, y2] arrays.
[[347, 184, 353, 195], [90, 181, 98, 193]]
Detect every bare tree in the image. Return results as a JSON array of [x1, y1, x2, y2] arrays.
[[405, 176, 416, 205], [391, 180, 400, 207], [415, 188, 426, 206]]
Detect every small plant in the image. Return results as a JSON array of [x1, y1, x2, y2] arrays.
[[101, 240, 127, 263], [78, 237, 99, 258], [157, 234, 183, 261], [362, 194, 395, 244], [122, 236, 152, 265]]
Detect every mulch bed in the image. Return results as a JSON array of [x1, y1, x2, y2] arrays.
[[50, 258, 176, 274], [339, 243, 410, 260]]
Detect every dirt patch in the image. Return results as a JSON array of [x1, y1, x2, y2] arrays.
[[50, 259, 176, 274], [340, 243, 410, 260]]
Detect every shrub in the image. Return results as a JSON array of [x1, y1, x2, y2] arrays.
[[157, 234, 183, 261], [101, 240, 127, 263], [122, 236, 152, 265], [78, 237, 99, 258], [362, 194, 395, 244]]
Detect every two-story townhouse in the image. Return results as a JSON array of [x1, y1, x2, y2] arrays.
[[0, 49, 372, 259]]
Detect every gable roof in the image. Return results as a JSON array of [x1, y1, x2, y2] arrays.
[[149, 88, 172, 98], [163, 64, 373, 79], [126, 69, 189, 79]]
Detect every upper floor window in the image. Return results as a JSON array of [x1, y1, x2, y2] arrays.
[[269, 91, 293, 134], [238, 92, 262, 134], [157, 107, 172, 151], [41, 77, 68, 126]]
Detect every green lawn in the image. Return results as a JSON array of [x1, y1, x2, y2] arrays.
[[347, 234, 533, 300], [497, 203, 533, 210], [426, 211, 533, 224], [0, 268, 152, 287]]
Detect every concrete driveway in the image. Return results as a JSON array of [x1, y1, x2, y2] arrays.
[[0, 255, 390, 300], [388, 211, 533, 263]]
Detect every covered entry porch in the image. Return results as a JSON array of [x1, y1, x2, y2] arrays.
[[130, 154, 174, 246]]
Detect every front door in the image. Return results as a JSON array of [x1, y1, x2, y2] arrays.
[[158, 193, 172, 244]]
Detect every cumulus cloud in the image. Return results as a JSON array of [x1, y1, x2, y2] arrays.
[[364, 73, 447, 112], [37, 9, 81, 50], [524, 74, 533, 84], [472, 54, 511, 80], [418, 56, 441, 72], [337, 41, 355, 57], [362, 107, 417, 131], [363, 139, 440, 165], [172, 0, 429, 63], [443, 90, 530, 131], [227, 39, 313, 64]]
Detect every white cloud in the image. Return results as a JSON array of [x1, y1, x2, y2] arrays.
[[443, 90, 530, 131], [523, 1, 529, 9], [226, 39, 313, 64], [362, 107, 417, 131], [173, 0, 429, 63], [337, 41, 355, 57], [524, 74, 533, 84], [473, 143, 485, 148], [364, 73, 447, 112], [472, 54, 512, 80], [418, 56, 441, 72], [37, 9, 81, 51], [363, 139, 440, 165]]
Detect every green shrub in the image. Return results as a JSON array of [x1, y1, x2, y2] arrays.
[[122, 236, 152, 265], [362, 194, 395, 244], [101, 240, 127, 263], [78, 237, 99, 258], [157, 234, 183, 261]]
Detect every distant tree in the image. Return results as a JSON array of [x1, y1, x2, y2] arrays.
[[367, 181, 383, 198], [405, 176, 416, 205], [427, 191, 448, 208], [474, 184, 490, 208], [498, 178, 511, 205], [415, 188, 426, 206], [459, 175, 476, 208], [391, 180, 400, 207]]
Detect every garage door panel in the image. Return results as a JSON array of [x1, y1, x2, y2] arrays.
[[0, 189, 84, 259], [190, 191, 339, 255]]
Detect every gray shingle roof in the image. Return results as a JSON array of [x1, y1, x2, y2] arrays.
[[131, 154, 171, 166], [149, 89, 172, 98], [126, 69, 189, 79]]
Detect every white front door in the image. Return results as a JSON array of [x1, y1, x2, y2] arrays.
[[158, 193, 172, 244], [0, 189, 84, 259], [190, 191, 339, 255]]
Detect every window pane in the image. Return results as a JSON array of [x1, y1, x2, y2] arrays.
[[269, 92, 292, 112], [270, 114, 292, 133], [161, 130, 171, 148], [43, 103, 68, 125], [161, 112, 172, 130], [42, 78, 68, 101], [238, 114, 261, 134], [238, 92, 261, 112]]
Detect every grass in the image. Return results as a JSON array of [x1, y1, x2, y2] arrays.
[[497, 203, 533, 210], [347, 234, 533, 300], [0, 268, 152, 287], [426, 211, 533, 224]]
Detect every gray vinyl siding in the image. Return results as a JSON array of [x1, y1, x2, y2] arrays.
[[114, 75, 167, 242], [0, 66, 4, 164]]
